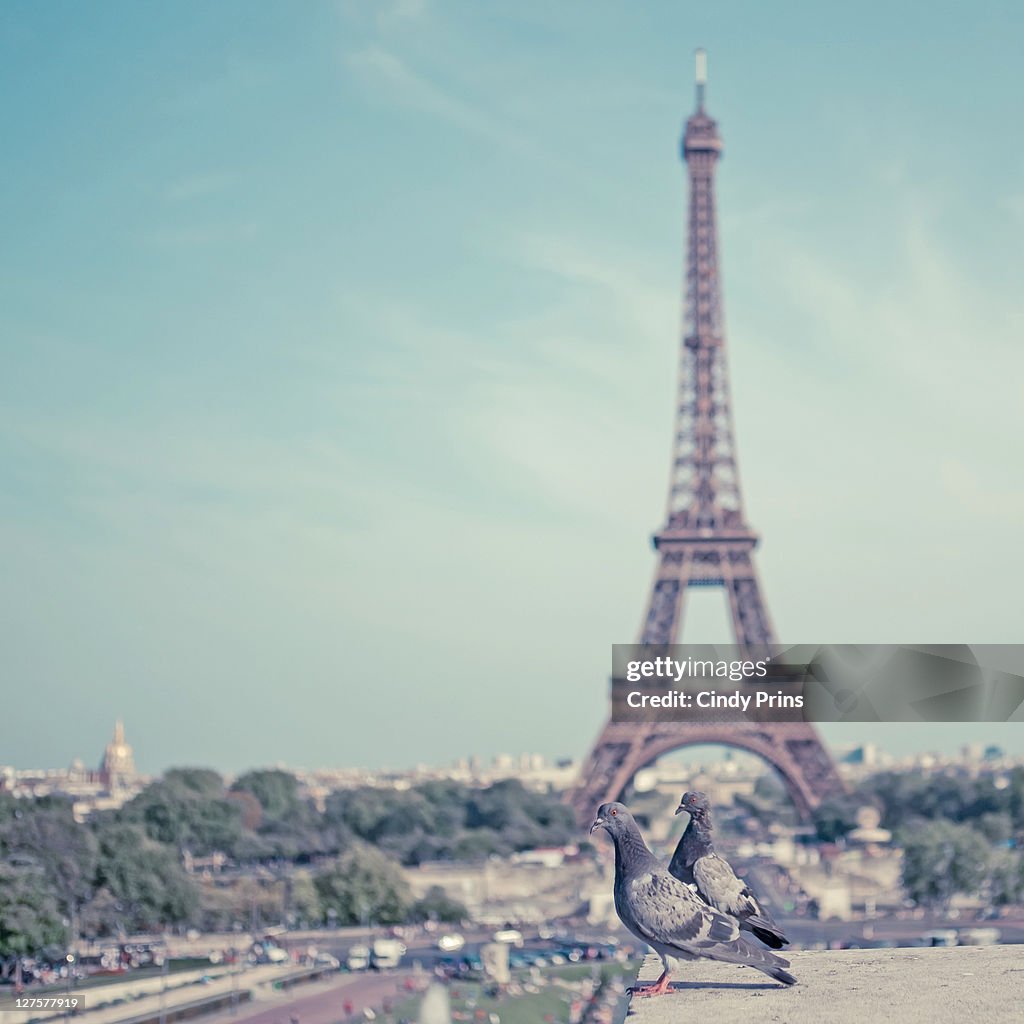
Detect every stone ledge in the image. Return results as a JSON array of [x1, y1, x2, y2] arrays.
[[627, 945, 1024, 1023]]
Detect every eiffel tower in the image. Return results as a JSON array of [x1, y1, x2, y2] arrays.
[[571, 52, 845, 823]]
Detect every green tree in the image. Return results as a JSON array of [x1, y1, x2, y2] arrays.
[[0, 799, 98, 937], [163, 768, 228, 799], [813, 797, 859, 843], [230, 770, 327, 861], [314, 844, 411, 925], [0, 794, 19, 825], [409, 886, 467, 924], [231, 770, 302, 823], [987, 850, 1024, 906], [975, 812, 1014, 845], [900, 819, 992, 911], [324, 779, 575, 866], [289, 870, 322, 927], [118, 774, 244, 856], [92, 823, 199, 932], [0, 865, 65, 978]]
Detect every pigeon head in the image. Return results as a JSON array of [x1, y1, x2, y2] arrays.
[[675, 790, 711, 818], [589, 801, 636, 838]]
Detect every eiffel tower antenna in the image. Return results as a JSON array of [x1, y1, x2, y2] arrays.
[[695, 47, 707, 112]]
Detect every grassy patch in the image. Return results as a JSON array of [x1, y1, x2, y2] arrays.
[[387, 962, 637, 1024]]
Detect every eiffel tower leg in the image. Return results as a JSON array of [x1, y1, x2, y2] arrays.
[[570, 721, 655, 826], [724, 561, 777, 648], [639, 555, 691, 644], [572, 553, 847, 826]]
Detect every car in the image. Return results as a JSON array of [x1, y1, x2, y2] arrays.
[[346, 945, 370, 971], [492, 929, 524, 947], [436, 934, 465, 953], [370, 939, 405, 969], [459, 955, 483, 974]]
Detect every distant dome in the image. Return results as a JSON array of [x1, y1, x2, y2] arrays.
[[100, 720, 136, 788], [849, 804, 891, 845], [855, 805, 882, 830]]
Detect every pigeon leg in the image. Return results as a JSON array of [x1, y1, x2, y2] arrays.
[[630, 969, 672, 997]]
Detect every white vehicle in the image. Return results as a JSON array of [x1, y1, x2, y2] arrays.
[[919, 930, 958, 947], [371, 939, 406, 969], [958, 928, 1001, 946], [492, 929, 524, 947], [346, 944, 371, 971], [436, 933, 465, 953]]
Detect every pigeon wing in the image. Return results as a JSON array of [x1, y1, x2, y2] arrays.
[[694, 853, 789, 947], [625, 869, 743, 949], [693, 853, 759, 917]]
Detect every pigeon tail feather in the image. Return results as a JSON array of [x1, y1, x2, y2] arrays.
[[764, 964, 798, 986], [744, 918, 789, 949]]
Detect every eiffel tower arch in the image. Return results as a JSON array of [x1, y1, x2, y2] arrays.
[[571, 52, 846, 825]]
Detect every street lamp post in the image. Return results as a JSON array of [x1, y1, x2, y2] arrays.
[[64, 954, 75, 1024], [230, 947, 239, 1017], [159, 946, 169, 1024]]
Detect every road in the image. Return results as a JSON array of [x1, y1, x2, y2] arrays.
[[199, 971, 418, 1024]]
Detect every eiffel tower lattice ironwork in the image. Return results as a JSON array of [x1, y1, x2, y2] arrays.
[[571, 51, 845, 823]]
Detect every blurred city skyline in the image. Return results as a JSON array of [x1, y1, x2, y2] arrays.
[[6, 720, 1024, 777], [2, 2, 1023, 773]]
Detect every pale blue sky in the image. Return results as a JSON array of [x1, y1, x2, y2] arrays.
[[2, 2, 1023, 773]]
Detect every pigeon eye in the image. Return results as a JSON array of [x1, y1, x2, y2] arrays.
[[610, 809, 618, 816]]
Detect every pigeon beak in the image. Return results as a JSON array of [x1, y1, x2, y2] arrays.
[[589, 817, 606, 835], [674, 804, 685, 816]]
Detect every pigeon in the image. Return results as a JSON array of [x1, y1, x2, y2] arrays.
[[670, 790, 789, 949], [591, 801, 796, 995]]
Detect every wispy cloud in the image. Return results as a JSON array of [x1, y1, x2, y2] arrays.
[[343, 45, 547, 159]]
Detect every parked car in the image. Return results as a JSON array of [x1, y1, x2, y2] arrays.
[[370, 939, 406, 970], [346, 945, 370, 971], [436, 934, 465, 953]]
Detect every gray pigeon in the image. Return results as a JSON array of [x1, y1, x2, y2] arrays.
[[591, 801, 796, 995], [670, 791, 789, 949]]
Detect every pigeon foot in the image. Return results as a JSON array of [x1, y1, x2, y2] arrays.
[[630, 970, 672, 997]]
